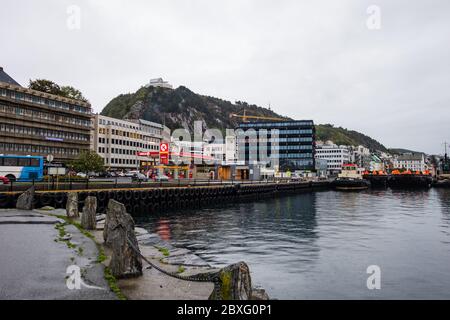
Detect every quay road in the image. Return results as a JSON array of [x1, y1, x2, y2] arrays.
[[0, 209, 116, 299], [0, 177, 301, 193]]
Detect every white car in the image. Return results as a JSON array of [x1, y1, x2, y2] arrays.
[[125, 170, 139, 177], [76, 172, 87, 178], [132, 172, 149, 182], [155, 175, 169, 182]]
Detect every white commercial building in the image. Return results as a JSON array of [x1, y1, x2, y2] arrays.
[[93, 114, 163, 170], [393, 154, 427, 172], [315, 143, 351, 174]]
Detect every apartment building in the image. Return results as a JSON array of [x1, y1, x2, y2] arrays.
[[0, 67, 92, 164], [315, 143, 351, 174], [93, 114, 163, 170], [393, 153, 427, 172]]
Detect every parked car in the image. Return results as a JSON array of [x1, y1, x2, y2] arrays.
[[0, 176, 10, 185], [155, 175, 170, 182], [132, 172, 149, 182], [124, 170, 139, 177], [76, 172, 87, 178]]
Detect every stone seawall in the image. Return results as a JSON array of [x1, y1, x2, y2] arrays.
[[0, 181, 331, 216]]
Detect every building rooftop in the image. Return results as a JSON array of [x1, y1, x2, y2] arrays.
[[0, 66, 21, 86], [397, 154, 424, 161]]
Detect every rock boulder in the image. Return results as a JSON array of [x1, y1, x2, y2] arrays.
[[16, 186, 35, 210], [81, 196, 97, 230], [66, 192, 79, 218], [104, 199, 142, 278]]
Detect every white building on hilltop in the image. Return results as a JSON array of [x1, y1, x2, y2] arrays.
[[146, 78, 173, 89]]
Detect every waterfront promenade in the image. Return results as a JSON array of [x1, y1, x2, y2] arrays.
[[0, 209, 116, 300]]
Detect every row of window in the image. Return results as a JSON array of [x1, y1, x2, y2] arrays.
[[98, 118, 139, 130], [279, 153, 313, 159], [238, 137, 314, 143], [98, 120, 162, 136], [0, 88, 90, 114], [0, 123, 89, 142], [0, 142, 80, 155], [98, 137, 159, 150], [0, 103, 91, 127], [105, 158, 139, 165], [98, 147, 155, 155], [238, 121, 314, 128], [0, 157, 41, 167], [316, 149, 349, 154], [245, 145, 313, 151]]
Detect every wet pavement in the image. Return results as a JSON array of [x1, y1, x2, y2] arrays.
[[0, 209, 116, 300]]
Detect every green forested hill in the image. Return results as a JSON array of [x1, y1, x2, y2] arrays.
[[101, 85, 388, 152], [316, 124, 388, 152]]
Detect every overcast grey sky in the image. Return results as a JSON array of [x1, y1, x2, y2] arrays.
[[1, 0, 449, 154]]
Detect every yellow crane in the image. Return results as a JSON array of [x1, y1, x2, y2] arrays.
[[229, 109, 285, 122]]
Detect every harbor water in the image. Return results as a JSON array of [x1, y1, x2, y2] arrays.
[[137, 188, 450, 299]]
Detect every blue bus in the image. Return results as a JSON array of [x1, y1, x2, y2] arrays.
[[0, 155, 44, 182]]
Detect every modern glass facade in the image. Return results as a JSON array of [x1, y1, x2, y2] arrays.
[[237, 120, 315, 171]]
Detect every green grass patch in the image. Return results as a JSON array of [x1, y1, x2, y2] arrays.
[[104, 267, 127, 300], [156, 246, 170, 257], [97, 247, 107, 263], [177, 265, 185, 274]]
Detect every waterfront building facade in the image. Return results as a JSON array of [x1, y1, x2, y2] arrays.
[[315, 142, 351, 174], [393, 153, 427, 172], [236, 120, 315, 172], [0, 67, 92, 164], [93, 114, 162, 170], [350, 145, 371, 170]]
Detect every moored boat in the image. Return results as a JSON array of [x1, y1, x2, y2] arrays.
[[332, 164, 371, 191], [388, 170, 432, 189], [363, 170, 388, 188]]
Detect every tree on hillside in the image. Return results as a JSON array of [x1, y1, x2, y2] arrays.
[[69, 150, 104, 175], [28, 79, 88, 102]]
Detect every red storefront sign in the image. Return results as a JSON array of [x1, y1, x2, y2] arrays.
[[160, 142, 169, 164]]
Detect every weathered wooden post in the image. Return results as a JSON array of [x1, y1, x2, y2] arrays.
[[103, 199, 142, 278], [66, 192, 79, 218], [81, 196, 97, 230]]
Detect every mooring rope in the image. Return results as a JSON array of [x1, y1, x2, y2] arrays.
[[126, 236, 222, 298]]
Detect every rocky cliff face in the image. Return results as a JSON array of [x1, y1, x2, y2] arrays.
[[101, 85, 288, 132]]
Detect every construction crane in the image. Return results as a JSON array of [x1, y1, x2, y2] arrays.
[[229, 109, 285, 122]]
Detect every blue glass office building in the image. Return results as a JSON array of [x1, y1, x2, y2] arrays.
[[237, 120, 315, 171]]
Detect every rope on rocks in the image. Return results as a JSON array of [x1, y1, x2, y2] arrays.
[[126, 236, 222, 298]]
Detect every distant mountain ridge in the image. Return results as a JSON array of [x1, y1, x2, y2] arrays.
[[101, 84, 388, 152]]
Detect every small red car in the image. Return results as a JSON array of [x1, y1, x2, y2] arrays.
[[0, 176, 10, 185]]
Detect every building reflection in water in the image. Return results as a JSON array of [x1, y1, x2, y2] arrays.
[[156, 219, 171, 241]]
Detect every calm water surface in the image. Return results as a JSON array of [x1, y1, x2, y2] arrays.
[[138, 189, 450, 299]]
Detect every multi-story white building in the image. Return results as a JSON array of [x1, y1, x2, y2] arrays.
[[351, 145, 371, 170], [146, 78, 173, 89], [393, 153, 427, 172], [315, 143, 351, 174], [93, 114, 163, 171], [225, 135, 238, 164], [203, 142, 225, 163]]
